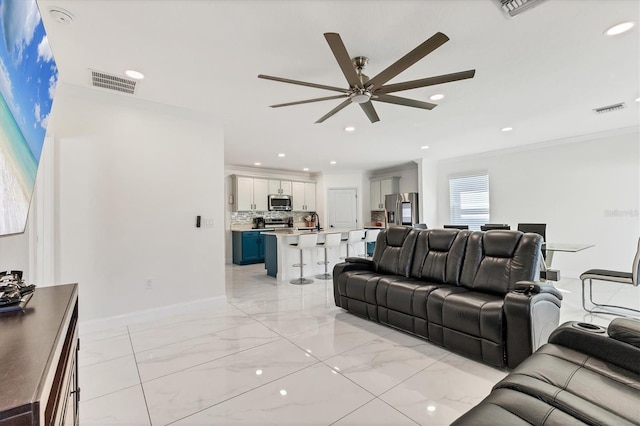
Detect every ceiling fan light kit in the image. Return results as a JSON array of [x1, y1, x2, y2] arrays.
[[258, 32, 475, 123]]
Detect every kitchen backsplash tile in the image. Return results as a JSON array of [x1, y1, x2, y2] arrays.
[[230, 211, 311, 226]]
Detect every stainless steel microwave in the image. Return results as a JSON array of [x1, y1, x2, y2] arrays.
[[268, 194, 293, 211]]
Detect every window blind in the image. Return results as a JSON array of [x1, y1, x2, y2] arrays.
[[449, 172, 489, 231]]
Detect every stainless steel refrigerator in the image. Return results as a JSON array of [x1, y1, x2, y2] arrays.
[[385, 193, 419, 227]]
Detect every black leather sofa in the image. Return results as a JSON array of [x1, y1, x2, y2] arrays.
[[452, 318, 640, 425], [333, 226, 563, 368]]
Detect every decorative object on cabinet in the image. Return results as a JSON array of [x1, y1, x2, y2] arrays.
[[0, 284, 79, 425], [370, 177, 399, 211], [0, 270, 36, 313]]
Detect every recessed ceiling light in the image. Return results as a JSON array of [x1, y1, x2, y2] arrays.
[[125, 69, 144, 80], [344, 126, 355, 132], [636, 97, 640, 102], [429, 94, 444, 101], [303, 167, 309, 171], [254, 162, 261, 166], [605, 22, 634, 36], [279, 389, 287, 396], [330, 161, 337, 165], [278, 153, 286, 157], [501, 127, 513, 132], [421, 145, 430, 150]]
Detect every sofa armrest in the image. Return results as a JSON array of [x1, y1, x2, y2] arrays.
[[332, 260, 376, 307], [549, 320, 640, 374], [504, 282, 563, 368], [608, 318, 640, 348], [513, 281, 564, 300]]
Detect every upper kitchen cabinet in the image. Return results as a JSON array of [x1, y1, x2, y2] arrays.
[[292, 181, 316, 211], [370, 177, 400, 211], [233, 175, 269, 211], [268, 179, 292, 195]]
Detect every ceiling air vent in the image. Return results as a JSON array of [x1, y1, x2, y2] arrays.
[[495, 0, 547, 18], [90, 70, 137, 94], [593, 102, 626, 114]]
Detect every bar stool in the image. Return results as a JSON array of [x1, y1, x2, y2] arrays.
[[289, 233, 318, 285], [341, 230, 365, 259], [315, 233, 342, 280], [362, 229, 380, 258]]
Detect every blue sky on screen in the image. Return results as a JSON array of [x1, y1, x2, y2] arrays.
[[0, 0, 58, 163]]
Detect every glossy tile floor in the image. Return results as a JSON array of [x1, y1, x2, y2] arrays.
[[79, 263, 637, 425]]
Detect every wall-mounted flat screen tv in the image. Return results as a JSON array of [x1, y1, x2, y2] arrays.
[[0, 0, 57, 236]]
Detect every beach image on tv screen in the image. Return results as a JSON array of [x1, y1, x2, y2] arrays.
[[0, 0, 57, 236]]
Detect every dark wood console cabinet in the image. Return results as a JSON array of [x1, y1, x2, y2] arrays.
[[0, 284, 79, 425]]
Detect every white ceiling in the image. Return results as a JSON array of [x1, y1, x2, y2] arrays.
[[38, 0, 639, 173]]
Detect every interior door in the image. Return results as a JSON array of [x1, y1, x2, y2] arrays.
[[328, 188, 357, 229]]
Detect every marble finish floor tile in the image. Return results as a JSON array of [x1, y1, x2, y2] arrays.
[[128, 311, 256, 353], [80, 384, 150, 425], [79, 354, 141, 401], [333, 398, 419, 426], [143, 338, 318, 425], [325, 332, 449, 396], [251, 305, 344, 337], [173, 364, 374, 425], [379, 352, 508, 425], [79, 333, 134, 368], [136, 321, 280, 381]]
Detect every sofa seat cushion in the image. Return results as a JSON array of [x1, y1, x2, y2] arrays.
[[493, 343, 640, 425], [376, 277, 454, 319], [338, 271, 404, 304]]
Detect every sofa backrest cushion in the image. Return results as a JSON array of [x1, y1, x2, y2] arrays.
[[460, 230, 542, 295], [372, 227, 418, 277], [410, 229, 469, 284]]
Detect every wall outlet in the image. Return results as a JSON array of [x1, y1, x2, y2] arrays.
[[144, 278, 153, 289], [204, 218, 214, 228]]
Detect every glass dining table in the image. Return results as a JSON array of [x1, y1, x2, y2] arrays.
[[542, 242, 595, 268]]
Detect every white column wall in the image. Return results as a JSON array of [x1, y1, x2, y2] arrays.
[[436, 129, 640, 277], [52, 85, 226, 324]]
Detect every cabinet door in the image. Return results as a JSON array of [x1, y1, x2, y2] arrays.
[[280, 180, 292, 196], [253, 178, 269, 211], [291, 182, 305, 211], [236, 177, 254, 211], [370, 181, 382, 210], [268, 180, 281, 194], [304, 183, 316, 211], [380, 178, 396, 199], [242, 233, 261, 262]]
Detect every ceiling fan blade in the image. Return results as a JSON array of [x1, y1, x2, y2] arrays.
[[374, 94, 437, 110], [258, 74, 348, 93], [365, 32, 450, 91], [270, 94, 348, 108], [376, 69, 476, 94], [324, 33, 363, 89], [315, 98, 352, 123], [359, 102, 380, 123]]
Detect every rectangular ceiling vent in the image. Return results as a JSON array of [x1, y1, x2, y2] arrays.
[[593, 102, 626, 114], [495, 0, 547, 18], [90, 70, 137, 94]]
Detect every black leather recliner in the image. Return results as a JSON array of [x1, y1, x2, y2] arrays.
[[452, 318, 640, 425], [333, 227, 563, 368]]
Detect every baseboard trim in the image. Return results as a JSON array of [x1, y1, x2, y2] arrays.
[[79, 295, 228, 335]]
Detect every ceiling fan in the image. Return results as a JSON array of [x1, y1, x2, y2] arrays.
[[258, 32, 475, 124]]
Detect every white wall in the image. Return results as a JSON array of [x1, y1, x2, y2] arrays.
[[0, 227, 29, 273], [52, 84, 226, 323], [436, 129, 640, 277]]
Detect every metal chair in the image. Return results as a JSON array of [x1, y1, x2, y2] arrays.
[[315, 233, 342, 280], [480, 224, 511, 231], [579, 237, 640, 316], [362, 229, 381, 258], [444, 224, 469, 230], [413, 223, 428, 229], [341, 229, 365, 259], [518, 223, 547, 260], [289, 233, 318, 285]]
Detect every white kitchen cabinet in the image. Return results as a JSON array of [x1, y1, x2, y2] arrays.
[[292, 181, 316, 211], [268, 179, 292, 195], [370, 177, 400, 211], [233, 175, 269, 211]]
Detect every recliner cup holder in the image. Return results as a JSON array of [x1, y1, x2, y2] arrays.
[[572, 322, 606, 333]]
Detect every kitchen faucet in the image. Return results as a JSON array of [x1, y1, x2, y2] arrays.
[[311, 212, 320, 231]]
